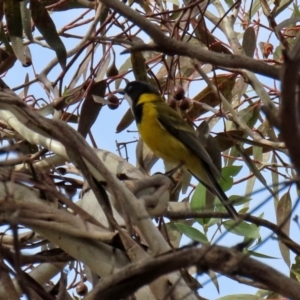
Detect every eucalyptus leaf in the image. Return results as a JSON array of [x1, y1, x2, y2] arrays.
[[175, 223, 208, 243], [223, 220, 260, 239], [276, 191, 292, 267]]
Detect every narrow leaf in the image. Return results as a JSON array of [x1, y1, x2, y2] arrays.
[[95, 52, 111, 82], [115, 57, 132, 89], [242, 27, 256, 57], [4, 0, 31, 66], [174, 223, 208, 243], [187, 73, 237, 120], [136, 139, 158, 173], [207, 270, 219, 293], [131, 50, 148, 82], [290, 256, 300, 282], [30, 0, 66, 68], [20, 1, 33, 41], [276, 191, 292, 267], [78, 80, 106, 138], [222, 165, 243, 178], [229, 195, 251, 206], [271, 153, 279, 207], [223, 220, 260, 239], [235, 144, 275, 199], [116, 108, 134, 133], [69, 44, 96, 89], [165, 222, 182, 248], [246, 250, 278, 259], [272, 0, 293, 17], [191, 183, 210, 225], [219, 165, 242, 191]]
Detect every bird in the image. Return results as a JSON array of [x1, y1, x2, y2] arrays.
[[121, 80, 239, 221]]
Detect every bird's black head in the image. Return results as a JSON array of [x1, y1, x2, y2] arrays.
[[122, 81, 160, 106]]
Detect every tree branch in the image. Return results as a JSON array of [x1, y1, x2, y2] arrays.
[[99, 0, 280, 80], [165, 209, 300, 256], [280, 34, 300, 177], [86, 244, 300, 300]]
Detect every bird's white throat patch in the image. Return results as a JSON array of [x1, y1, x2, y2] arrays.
[[124, 94, 133, 109]]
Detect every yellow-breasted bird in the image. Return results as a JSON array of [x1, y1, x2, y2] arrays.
[[121, 81, 239, 221]]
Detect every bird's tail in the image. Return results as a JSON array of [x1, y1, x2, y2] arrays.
[[207, 175, 240, 221], [190, 168, 240, 221]]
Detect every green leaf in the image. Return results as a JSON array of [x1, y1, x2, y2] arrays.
[[224, 0, 234, 7], [272, 0, 293, 17], [219, 175, 233, 191], [174, 223, 208, 243], [256, 289, 272, 297], [170, 10, 181, 19], [191, 183, 210, 225], [221, 165, 243, 177], [238, 207, 249, 214], [165, 222, 182, 248], [20, 1, 33, 42], [291, 255, 300, 282], [219, 165, 242, 191], [30, 0, 67, 69], [236, 144, 274, 200], [276, 191, 292, 267], [223, 220, 260, 239], [207, 270, 219, 293], [246, 250, 278, 259], [4, 0, 22, 40], [131, 51, 148, 82], [229, 195, 251, 206], [239, 103, 260, 128], [181, 169, 192, 194], [293, 3, 300, 17], [206, 217, 221, 228], [166, 0, 179, 5], [273, 44, 283, 61], [191, 183, 206, 210]]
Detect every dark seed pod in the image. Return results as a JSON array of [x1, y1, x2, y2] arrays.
[[76, 282, 88, 296], [174, 84, 185, 100], [107, 94, 119, 110], [56, 167, 66, 175], [178, 97, 190, 111], [64, 185, 77, 198], [168, 98, 177, 110], [106, 62, 119, 77]]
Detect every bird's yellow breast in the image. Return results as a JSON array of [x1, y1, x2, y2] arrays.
[[138, 102, 192, 165]]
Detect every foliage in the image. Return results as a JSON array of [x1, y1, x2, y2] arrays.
[[0, 0, 299, 299]]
